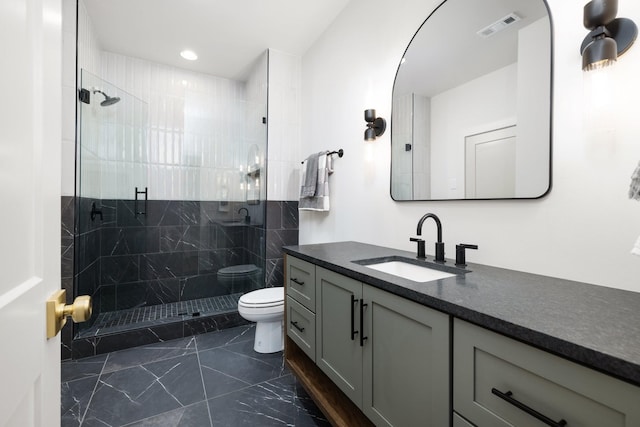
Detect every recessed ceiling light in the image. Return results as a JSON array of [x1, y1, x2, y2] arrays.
[[180, 50, 198, 61]]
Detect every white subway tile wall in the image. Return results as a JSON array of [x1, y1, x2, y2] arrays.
[[267, 50, 301, 201], [71, 50, 268, 201], [65, 0, 302, 202]]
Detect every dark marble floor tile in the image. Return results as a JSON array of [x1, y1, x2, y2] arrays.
[[195, 325, 255, 352], [70, 337, 99, 359], [61, 354, 107, 382], [61, 376, 100, 427], [207, 374, 330, 427], [84, 354, 205, 426], [198, 346, 286, 387], [144, 353, 206, 406], [199, 362, 251, 400], [122, 401, 212, 427], [62, 326, 327, 427], [224, 339, 288, 372], [102, 336, 197, 374], [272, 375, 331, 427]]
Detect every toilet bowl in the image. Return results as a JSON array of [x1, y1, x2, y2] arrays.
[[237, 287, 284, 353]]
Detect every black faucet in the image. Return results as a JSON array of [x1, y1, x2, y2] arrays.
[[410, 213, 445, 262], [238, 207, 250, 223], [455, 244, 478, 267]]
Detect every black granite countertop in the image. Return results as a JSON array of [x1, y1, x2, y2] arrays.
[[283, 241, 640, 387]]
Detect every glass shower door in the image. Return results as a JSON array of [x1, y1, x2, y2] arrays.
[[75, 70, 149, 335]]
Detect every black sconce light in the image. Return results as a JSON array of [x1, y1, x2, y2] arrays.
[[581, 0, 637, 71], [364, 109, 386, 141]]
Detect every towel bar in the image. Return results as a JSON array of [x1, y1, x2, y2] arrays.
[[301, 149, 343, 164]]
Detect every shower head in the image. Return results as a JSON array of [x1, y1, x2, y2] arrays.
[[92, 89, 121, 106]]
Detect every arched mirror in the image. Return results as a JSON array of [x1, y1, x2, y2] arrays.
[[391, 0, 552, 200]]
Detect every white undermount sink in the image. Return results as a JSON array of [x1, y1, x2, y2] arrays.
[[364, 260, 456, 282]]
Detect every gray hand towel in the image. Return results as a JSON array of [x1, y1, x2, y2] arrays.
[[301, 152, 322, 198], [629, 161, 640, 200]]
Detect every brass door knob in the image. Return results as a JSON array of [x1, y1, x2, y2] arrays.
[[46, 290, 92, 338], [63, 295, 92, 322]]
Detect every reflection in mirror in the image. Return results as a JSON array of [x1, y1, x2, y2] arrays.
[[391, 0, 552, 200]]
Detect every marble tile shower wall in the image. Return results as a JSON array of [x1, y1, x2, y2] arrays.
[[61, 196, 76, 360], [95, 198, 262, 312], [61, 198, 300, 360], [63, 196, 271, 359], [265, 201, 299, 288]]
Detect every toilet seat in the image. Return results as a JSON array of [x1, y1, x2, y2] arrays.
[[218, 264, 260, 277], [238, 287, 284, 308]]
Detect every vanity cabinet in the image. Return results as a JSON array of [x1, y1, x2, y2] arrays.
[[285, 243, 640, 427], [316, 266, 450, 426], [286, 256, 317, 362], [453, 318, 640, 427]]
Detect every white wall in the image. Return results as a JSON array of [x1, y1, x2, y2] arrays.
[[430, 63, 517, 199], [300, 0, 640, 292], [267, 50, 302, 201]]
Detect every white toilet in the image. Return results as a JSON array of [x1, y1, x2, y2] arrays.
[[237, 287, 284, 353]]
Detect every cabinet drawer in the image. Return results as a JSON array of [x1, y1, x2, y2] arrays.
[[286, 256, 316, 311], [454, 319, 640, 427], [286, 296, 316, 362]]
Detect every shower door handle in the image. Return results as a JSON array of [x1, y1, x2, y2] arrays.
[[46, 289, 93, 338]]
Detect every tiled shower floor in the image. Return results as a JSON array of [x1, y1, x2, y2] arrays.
[[78, 294, 244, 337], [62, 325, 330, 426]]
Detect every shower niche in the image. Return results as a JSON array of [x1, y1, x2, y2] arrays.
[[72, 56, 269, 357]]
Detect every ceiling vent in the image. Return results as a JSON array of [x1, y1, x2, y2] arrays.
[[477, 12, 522, 38]]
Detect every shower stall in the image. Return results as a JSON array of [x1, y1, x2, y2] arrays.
[[71, 55, 268, 356]]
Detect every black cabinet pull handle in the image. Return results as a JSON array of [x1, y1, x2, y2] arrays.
[[291, 278, 305, 286], [290, 321, 305, 333], [350, 295, 358, 340], [491, 388, 567, 427], [359, 300, 368, 347]]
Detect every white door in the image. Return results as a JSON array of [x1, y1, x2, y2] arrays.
[[0, 0, 62, 425], [465, 126, 517, 198]]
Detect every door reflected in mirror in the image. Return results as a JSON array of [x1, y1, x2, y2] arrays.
[[391, 0, 552, 200]]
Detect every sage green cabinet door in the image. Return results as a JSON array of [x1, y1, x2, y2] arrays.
[[315, 267, 363, 407], [453, 412, 476, 427], [362, 284, 450, 427]]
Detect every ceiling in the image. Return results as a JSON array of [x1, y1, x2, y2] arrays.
[[83, 0, 351, 80]]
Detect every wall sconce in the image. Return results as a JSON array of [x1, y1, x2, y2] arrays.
[[580, 0, 637, 71], [364, 109, 386, 141]]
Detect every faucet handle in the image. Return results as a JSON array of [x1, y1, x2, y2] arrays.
[[435, 242, 446, 263], [455, 244, 478, 267], [410, 237, 426, 259]]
